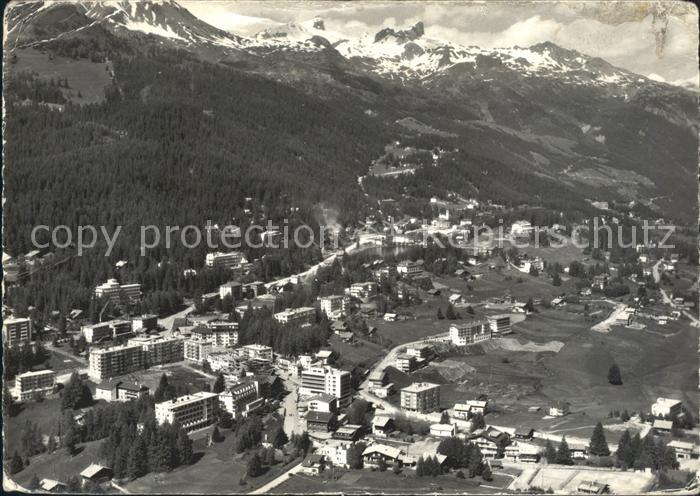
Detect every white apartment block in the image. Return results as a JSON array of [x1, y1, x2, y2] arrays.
[[127, 336, 184, 366], [397, 260, 423, 277], [2, 317, 32, 346], [81, 319, 132, 344], [88, 344, 145, 381], [349, 282, 378, 300], [191, 321, 239, 347], [13, 370, 56, 401], [183, 339, 213, 365], [651, 397, 683, 418], [274, 307, 316, 327], [205, 251, 247, 269], [130, 314, 158, 331], [219, 281, 242, 300], [94, 279, 141, 303], [219, 381, 263, 419], [319, 295, 350, 319], [207, 350, 239, 372], [400, 382, 440, 413], [237, 344, 273, 362], [300, 366, 352, 407], [155, 392, 219, 432], [449, 320, 491, 346], [487, 314, 512, 337]]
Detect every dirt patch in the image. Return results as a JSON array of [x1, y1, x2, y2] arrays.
[[487, 337, 565, 353]]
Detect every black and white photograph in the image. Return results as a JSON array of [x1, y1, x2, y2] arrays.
[[2, 1, 699, 494]]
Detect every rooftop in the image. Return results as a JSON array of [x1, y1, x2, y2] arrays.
[[401, 382, 439, 393]]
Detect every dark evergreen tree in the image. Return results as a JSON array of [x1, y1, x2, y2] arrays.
[[608, 363, 622, 385], [588, 422, 611, 456], [555, 437, 574, 465]]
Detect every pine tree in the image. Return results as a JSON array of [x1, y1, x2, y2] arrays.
[[552, 272, 562, 286], [608, 363, 622, 385], [588, 422, 610, 456], [64, 425, 78, 455], [481, 463, 492, 481], [440, 411, 450, 424], [437, 308, 444, 320], [616, 429, 635, 468], [555, 437, 573, 465], [29, 474, 40, 489], [176, 426, 193, 465], [468, 446, 483, 477], [213, 373, 226, 394], [415, 455, 424, 477], [9, 451, 24, 474], [470, 413, 485, 432], [127, 435, 148, 479], [446, 303, 457, 320], [247, 453, 263, 477], [543, 440, 557, 464]]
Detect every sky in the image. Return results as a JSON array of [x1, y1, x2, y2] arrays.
[[181, 1, 699, 85]]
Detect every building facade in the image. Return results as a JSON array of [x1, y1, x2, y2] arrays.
[[2, 317, 33, 346], [94, 279, 141, 302], [319, 295, 350, 320], [400, 382, 440, 413], [274, 307, 316, 327], [300, 366, 352, 407], [487, 314, 512, 337], [449, 320, 491, 346], [88, 344, 145, 381], [127, 336, 184, 366], [13, 369, 56, 401], [183, 339, 213, 365], [155, 392, 220, 432]]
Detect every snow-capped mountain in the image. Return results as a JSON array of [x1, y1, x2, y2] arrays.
[[2, 0, 677, 90]]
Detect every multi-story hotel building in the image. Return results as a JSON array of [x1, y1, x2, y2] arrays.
[[2, 317, 33, 346], [400, 382, 440, 413], [130, 314, 158, 331], [487, 314, 512, 337], [319, 295, 350, 320], [219, 281, 243, 300], [236, 344, 273, 362], [155, 392, 220, 432], [12, 369, 56, 401], [274, 307, 316, 327], [88, 344, 145, 381], [218, 381, 263, 419], [349, 282, 378, 300], [300, 366, 352, 407], [183, 339, 213, 365], [191, 321, 238, 347], [127, 336, 184, 366], [94, 279, 141, 303], [81, 319, 133, 344], [449, 319, 492, 346], [205, 251, 247, 269], [397, 260, 423, 277]]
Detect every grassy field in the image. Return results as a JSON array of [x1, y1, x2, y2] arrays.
[[124, 432, 296, 494], [276, 467, 513, 494], [10, 48, 112, 104], [7, 438, 104, 490], [4, 398, 64, 457], [123, 363, 214, 394], [47, 349, 86, 372], [329, 335, 386, 369]]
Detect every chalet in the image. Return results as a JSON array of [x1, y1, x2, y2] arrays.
[[549, 401, 570, 417], [305, 411, 336, 432], [570, 446, 589, 460], [453, 399, 487, 419], [363, 444, 404, 467], [504, 441, 541, 463], [80, 464, 113, 484], [577, 480, 609, 494], [301, 454, 326, 476], [368, 370, 388, 391], [667, 440, 699, 460], [373, 382, 394, 399], [372, 416, 395, 438], [513, 427, 535, 440], [475, 427, 510, 458], [39, 479, 67, 493], [653, 419, 673, 434], [430, 423, 457, 438], [334, 424, 363, 442]]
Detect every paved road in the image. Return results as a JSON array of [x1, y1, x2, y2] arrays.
[[652, 260, 700, 327], [249, 461, 304, 494]]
